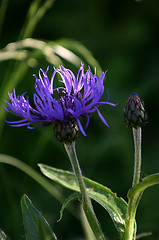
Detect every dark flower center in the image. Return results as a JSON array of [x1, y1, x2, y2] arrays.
[[53, 119, 80, 143]]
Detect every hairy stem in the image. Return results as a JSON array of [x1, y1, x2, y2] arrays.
[[64, 141, 105, 240], [124, 127, 142, 240], [132, 127, 142, 187]]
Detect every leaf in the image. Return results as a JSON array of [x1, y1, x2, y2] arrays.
[[39, 164, 128, 238], [136, 232, 152, 239], [20, 0, 55, 39], [0, 229, 11, 240], [128, 173, 159, 198], [54, 39, 103, 75], [21, 194, 57, 240], [57, 192, 81, 222]]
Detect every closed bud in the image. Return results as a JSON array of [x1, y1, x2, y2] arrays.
[[53, 119, 80, 143], [124, 93, 148, 128]]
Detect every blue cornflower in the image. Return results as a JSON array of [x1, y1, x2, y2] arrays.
[[4, 64, 116, 138]]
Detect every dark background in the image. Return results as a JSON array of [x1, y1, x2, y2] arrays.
[[0, 0, 159, 239]]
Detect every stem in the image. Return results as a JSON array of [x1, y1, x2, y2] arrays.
[[64, 141, 105, 240], [123, 193, 141, 240], [132, 127, 142, 187], [80, 205, 96, 240], [123, 127, 142, 240]]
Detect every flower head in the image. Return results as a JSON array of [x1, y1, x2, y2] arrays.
[[124, 92, 148, 128], [4, 64, 116, 140]]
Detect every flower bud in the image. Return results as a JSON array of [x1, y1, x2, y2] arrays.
[[53, 119, 80, 143], [124, 93, 148, 128]]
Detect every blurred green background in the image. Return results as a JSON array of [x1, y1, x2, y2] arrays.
[[0, 0, 159, 239]]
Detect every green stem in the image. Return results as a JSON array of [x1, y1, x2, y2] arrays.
[[123, 193, 142, 240], [64, 141, 105, 240], [132, 127, 142, 187], [124, 127, 142, 240]]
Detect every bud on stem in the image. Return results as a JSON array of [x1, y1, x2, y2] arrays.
[[124, 93, 147, 128]]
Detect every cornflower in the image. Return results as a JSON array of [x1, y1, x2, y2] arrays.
[[4, 64, 115, 141]]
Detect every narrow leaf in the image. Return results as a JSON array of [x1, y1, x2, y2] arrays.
[[39, 164, 127, 238], [58, 192, 81, 222], [21, 194, 57, 240], [136, 232, 152, 239], [128, 173, 159, 199], [54, 39, 103, 75]]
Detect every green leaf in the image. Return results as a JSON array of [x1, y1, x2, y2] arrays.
[[0, 229, 11, 240], [39, 164, 128, 238], [128, 173, 159, 198], [136, 232, 152, 239], [20, 0, 55, 39], [58, 192, 81, 222], [21, 194, 57, 240], [54, 39, 103, 75]]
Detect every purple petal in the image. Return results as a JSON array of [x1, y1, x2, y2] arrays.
[[96, 108, 109, 127], [85, 114, 90, 129], [76, 118, 87, 136]]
